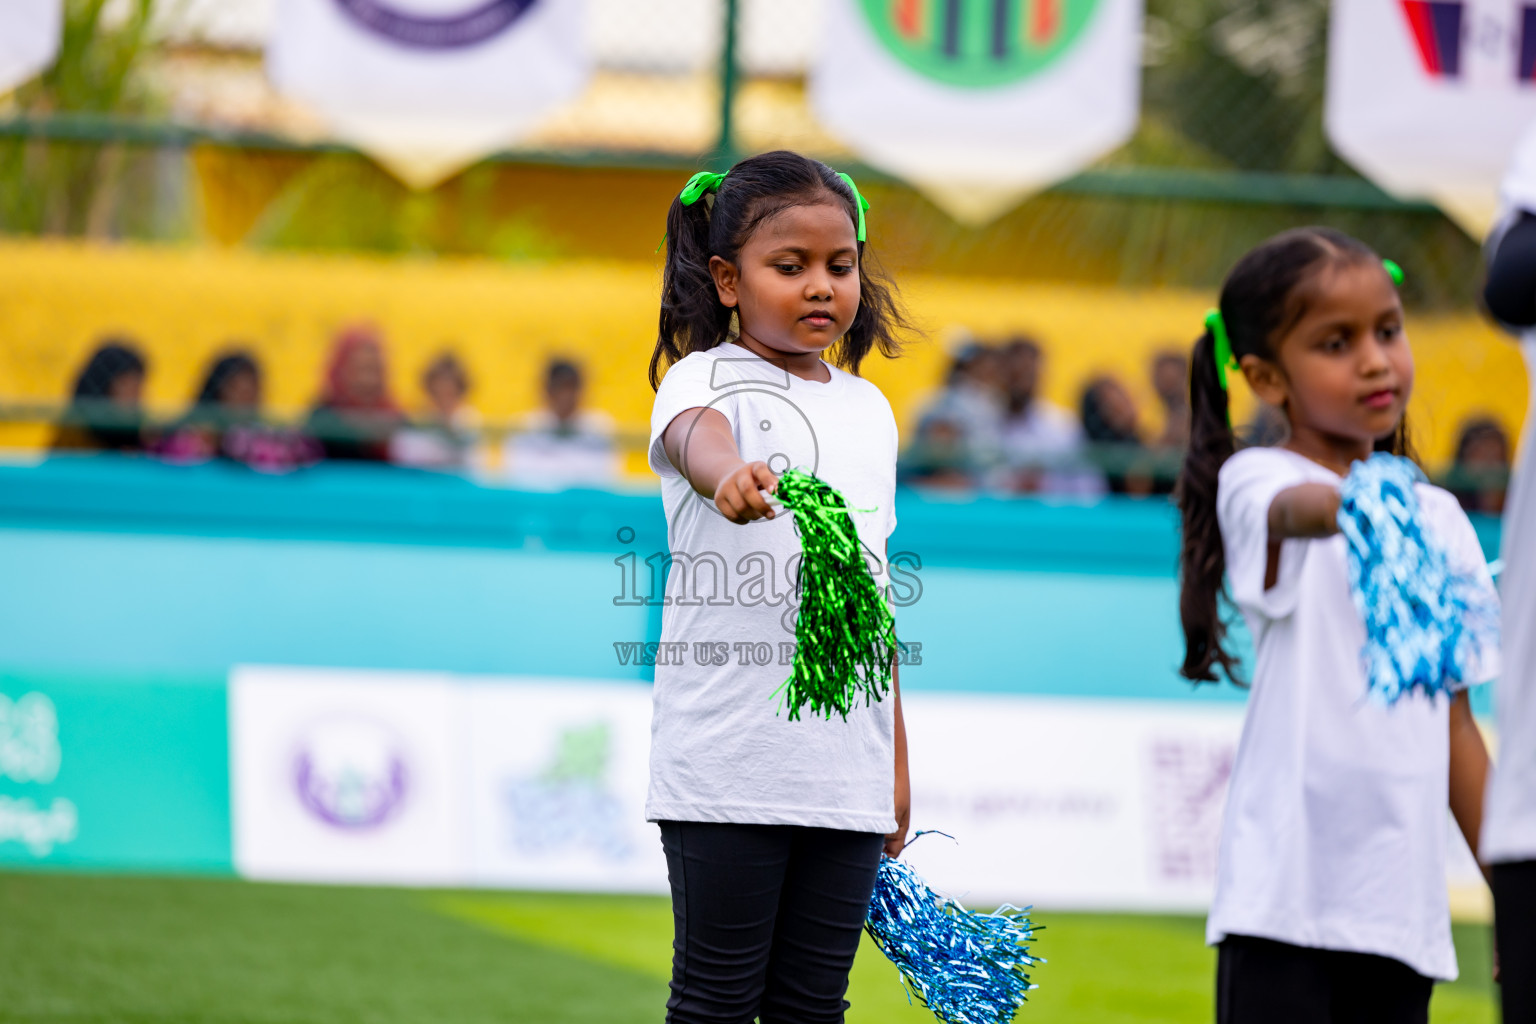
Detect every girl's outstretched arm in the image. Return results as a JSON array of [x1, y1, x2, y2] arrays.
[[661, 406, 779, 524], [1261, 483, 1341, 588], [1267, 483, 1342, 540], [1449, 689, 1491, 870]]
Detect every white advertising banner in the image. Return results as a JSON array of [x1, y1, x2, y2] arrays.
[[230, 667, 1483, 910], [464, 680, 667, 892], [900, 694, 1243, 911], [0, 0, 61, 96], [265, 0, 591, 188], [230, 666, 665, 890], [1325, 0, 1536, 235], [230, 667, 470, 884], [809, 0, 1142, 223]]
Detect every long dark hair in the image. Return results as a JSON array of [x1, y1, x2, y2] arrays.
[[194, 351, 260, 408], [71, 340, 145, 402], [65, 339, 147, 450], [651, 149, 909, 389], [1175, 227, 1414, 685]]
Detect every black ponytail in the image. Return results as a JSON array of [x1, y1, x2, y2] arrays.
[[1177, 325, 1239, 683], [651, 150, 910, 390], [1175, 226, 1394, 685]]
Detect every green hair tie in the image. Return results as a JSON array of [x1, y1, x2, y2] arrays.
[[1205, 308, 1238, 392], [657, 170, 728, 252], [679, 170, 727, 206], [836, 171, 870, 243], [1382, 258, 1404, 287]]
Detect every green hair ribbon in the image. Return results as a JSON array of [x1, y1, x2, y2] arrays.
[[679, 170, 727, 207], [1205, 308, 1238, 392], [657, 170, 728, 252], [769, 467, 897, 722], [836, 171, 870, 243], [1383, 258, 1404, 287]]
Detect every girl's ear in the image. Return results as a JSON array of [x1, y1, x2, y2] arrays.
[[709, 255, 740, 309], [1239, 353, 1287, 408]]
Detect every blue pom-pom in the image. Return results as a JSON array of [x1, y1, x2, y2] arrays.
[[865, 838, 1040, 1024], [1336, 453, 1496, 703]]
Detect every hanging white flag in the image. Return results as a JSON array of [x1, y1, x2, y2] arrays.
[[0, 0, 61, 96], [266, 0, 591, 189], [1326, 0, 1536, 236], [809, 0, 1142, 224]]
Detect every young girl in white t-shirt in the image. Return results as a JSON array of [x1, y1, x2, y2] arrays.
[[646, 150, 911, 1024], [1174, 227, 1498, 1024]]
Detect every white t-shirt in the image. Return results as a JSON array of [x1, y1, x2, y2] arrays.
[[1482, 127, 1536, 863], [644, 342, 900, 834], [1208, 446, 1500, 981]]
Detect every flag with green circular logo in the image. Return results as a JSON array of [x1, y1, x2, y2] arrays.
[[810, 0, 1141, 223]]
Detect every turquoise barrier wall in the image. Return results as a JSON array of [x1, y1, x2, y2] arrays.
[[0, 673, 229, 870], [0, 456, 1504, 872]]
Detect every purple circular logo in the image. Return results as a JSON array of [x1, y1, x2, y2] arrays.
[[293, 719, 409, 829], [333, 0, 540, 50]]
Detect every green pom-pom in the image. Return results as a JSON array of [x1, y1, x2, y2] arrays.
[[771, 467, 899, 721]]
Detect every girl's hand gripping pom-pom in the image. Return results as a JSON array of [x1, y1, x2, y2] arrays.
[[865, 832, 1041, 1024], [714, 460, 780, 523], [770, 467, 899, 721], [1336, 453, 1498, 703]]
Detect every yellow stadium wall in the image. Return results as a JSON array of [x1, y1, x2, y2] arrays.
[[0, 240, 1525, 474]]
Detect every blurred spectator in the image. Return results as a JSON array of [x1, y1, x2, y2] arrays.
[[504, 358, 619, 487], [305, 325, 406, 462], [1150, 349, 1191, 451], [157, 351, 320, 473], [899, 409, 977, 491], [936, 337, 1006, 458], [51, 339, 148, 452], [391, 351, 480, 470], [993, 336, 1096, 496], [1241, 403, 1289, 448], [1449, 416, 1512, 515], [1081, 375, 1155, 496]]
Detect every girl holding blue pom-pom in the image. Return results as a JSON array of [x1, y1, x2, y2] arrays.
[[646, 150, 912, 1024], [1175, 228, 1499, 1023]]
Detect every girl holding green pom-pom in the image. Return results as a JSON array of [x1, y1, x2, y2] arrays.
[[646, 150, 912, 1024]]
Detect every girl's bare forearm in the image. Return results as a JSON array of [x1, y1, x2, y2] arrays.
[[1448, 691, 1490, 865]]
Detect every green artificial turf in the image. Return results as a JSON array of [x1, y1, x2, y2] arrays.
[[0, 872, 1499, 1023]]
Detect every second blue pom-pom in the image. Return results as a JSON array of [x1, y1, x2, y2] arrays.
[[865, 837, 1041, 1024]]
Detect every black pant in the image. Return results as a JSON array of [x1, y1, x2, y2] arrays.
[[1217, 934, 1433, 1024], [659, 820, 884, 1024], [1493, 860, 1536, 1023]]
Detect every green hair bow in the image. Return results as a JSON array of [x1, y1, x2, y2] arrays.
[[679, 171, 727, 206], [1205, 308, 1238, 392], [836, 172, 870, 243]]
